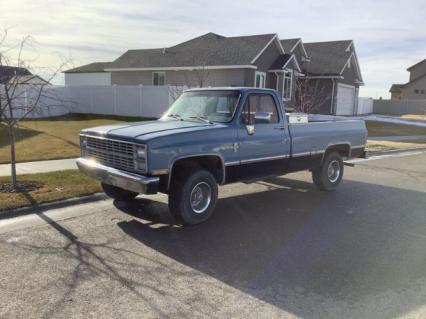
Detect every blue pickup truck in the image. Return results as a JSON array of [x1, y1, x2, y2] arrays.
[[77, 88, 367, 225]]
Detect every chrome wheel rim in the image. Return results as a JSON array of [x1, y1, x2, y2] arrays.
[[327, 160, 341, 183], [190, 182, 212, 214]]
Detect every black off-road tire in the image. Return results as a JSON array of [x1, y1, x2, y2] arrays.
[[168, 169, 218, 225], [312, 152, 344, 191], [101, 182, 138, 201]]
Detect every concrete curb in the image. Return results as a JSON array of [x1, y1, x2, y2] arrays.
[[0, 193, 109, 220]]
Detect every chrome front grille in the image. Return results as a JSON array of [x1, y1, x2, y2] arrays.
[[83, 136, 137, 172]]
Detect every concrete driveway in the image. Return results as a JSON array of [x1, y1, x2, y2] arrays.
[[0, 153, 425, 319]]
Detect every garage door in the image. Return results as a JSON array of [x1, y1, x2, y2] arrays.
[[335, 84, 355, 115]]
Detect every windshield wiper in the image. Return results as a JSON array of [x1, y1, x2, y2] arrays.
[[167, 114, 183, 120], [187, 116, 213, 124]]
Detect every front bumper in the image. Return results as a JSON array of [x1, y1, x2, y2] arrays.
[[76, 158, 159, 194]]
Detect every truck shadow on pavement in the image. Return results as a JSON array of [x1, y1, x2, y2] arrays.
[[115, 176, 426, 318]]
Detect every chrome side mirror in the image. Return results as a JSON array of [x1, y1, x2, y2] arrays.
[[246, 125, 255, 135]]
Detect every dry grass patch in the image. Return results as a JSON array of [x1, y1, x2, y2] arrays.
[[366, 120, 426, 137], [0, 170, 101, 211], [400, 114, 426, 121], [366, 139, 426, 152], [0, 114, 150, 164]]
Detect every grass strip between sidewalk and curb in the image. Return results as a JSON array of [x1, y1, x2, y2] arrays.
[[0, 169, 101, 212]]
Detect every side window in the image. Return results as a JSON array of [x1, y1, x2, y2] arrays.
[[241, 94, 279, 124]]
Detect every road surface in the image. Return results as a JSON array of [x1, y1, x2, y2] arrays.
[[1, 153, 425, 319]]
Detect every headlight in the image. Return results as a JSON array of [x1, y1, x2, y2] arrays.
[[80, 135, 87, 147], [80, 136, 88, 156], [134, 145, 147, 172], [136, 146, 146, 158]]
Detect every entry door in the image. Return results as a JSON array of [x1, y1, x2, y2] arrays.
[[237, 93, 290, 179], [336, 84, 355, 115]]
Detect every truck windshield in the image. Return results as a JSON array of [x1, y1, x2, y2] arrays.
[[163, 90, 241, 123]]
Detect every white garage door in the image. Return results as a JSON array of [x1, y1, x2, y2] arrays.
[[335, 84, 355, 115]]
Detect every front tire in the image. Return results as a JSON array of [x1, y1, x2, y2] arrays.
[[312, 152, 344, 191], [101, 183, 138, 201], [169, 169, 218, 225]]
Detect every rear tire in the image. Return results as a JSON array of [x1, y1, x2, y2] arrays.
[[101, 183, 138, 201], [169, 169, 218, 225], [312, 152, 344, 191]]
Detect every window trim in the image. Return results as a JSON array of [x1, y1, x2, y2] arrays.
[[239, 93, 280, 125], [282, 69, 293, 101], [152, 72, 165, 86], [254, 71, 266, 88]]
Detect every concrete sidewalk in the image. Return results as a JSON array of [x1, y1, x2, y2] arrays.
[[368, 135, 426, 141], [0, 158, 77, 177]]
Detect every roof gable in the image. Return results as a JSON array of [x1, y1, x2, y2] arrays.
[[304, 40, 355, 75], [407, 59, 426, 71], [108, 33, 278, 70]]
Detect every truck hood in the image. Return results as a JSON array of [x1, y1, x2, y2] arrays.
[[82, 119, 215, 141]]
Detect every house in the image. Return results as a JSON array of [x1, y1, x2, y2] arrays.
[[389, 59, 426, 100], [0, 66, 49, 85], [64, 62, 111, 86], [301, 40, 364, 115], [64, 32, 363, 115]]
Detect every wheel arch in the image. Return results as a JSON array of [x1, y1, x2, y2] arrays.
[[167, 154, 226, 190], [321, 143, 352, 163]]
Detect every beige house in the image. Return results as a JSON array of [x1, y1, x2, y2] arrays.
[[390, 59, 426, 100], [64, 33, 363, 115]]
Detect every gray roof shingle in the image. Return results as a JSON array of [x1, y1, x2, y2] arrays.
[[64, 62, 111, 73], [269, 54, 293, 70], [303, 40, 353, 75], [0, 66, 32, 83], [108, 33, 277, 69], [389, 84, 404, 92], [280, 38, 300, 53]]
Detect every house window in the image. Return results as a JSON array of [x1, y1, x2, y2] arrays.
[[414, 89, 419, 94], [255, 71, 266, 88], [283, 70, 293, 100], [152, 72, 165, 86], [421, 90, 425, 94]]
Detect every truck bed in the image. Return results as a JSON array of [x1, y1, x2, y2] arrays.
[[288, 119, 367, 158]]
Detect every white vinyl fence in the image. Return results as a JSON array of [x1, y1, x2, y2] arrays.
[[69, 85, 178, 118], [1, 85, 183, 119], [357, 97, 374, 115]]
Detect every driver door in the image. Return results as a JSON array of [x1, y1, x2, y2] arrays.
[[237, 93, 290, 180]]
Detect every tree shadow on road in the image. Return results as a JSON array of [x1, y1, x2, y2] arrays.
[[4, 176, 426, 318], [116, 176, 426, 319]]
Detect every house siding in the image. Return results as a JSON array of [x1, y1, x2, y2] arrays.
[[409, 62, 426, 82], [401, 76, 426, 100], [253, 40, 282, 91], [111, 69, 249, 87]]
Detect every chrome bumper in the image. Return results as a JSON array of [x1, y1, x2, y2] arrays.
[[76, 158, 159, 194]]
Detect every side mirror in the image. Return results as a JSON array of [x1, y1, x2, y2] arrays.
[[246, 124, 255, 135], [254, 112, 272, 124]]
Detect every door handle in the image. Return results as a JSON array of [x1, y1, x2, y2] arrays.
[[274, 125, 285, 130]]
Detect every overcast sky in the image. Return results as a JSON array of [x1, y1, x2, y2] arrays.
[[2, 0, 425, 98]]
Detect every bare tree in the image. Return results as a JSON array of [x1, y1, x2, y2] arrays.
[[293, 74, 332, 114], [0, 29, 69, 190]]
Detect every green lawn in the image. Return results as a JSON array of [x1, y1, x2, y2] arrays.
[[365, 120, 426, 137], [0, 114, 150, 164], [0, 170, 101, 211]]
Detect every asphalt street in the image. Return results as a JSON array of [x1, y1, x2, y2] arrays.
[[0, 153, 425, 319]]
